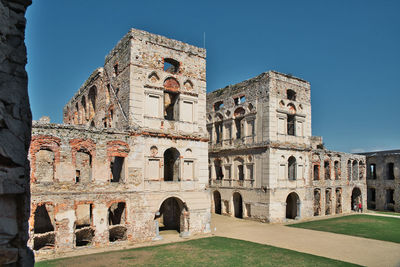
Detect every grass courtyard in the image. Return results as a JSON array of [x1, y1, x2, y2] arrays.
[[35, 237, 359, 267], [288, 214, 400, 243]]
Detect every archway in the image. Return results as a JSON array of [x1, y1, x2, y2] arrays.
[[233, 192, 243, 218], [286, 192, 300, 219], [213, 191, 222, 214], [351, 187, 362, 211], [159, 197, 185, 233]]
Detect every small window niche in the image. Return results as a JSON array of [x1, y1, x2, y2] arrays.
[[163, 58, 180, 74], [113, 63, 119, 76], [214, 101, 224, 111], [110, 156, 125, 183], [287, 89, 296, 101]]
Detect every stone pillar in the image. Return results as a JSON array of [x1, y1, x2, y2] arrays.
[[0, 0, 33, 265]]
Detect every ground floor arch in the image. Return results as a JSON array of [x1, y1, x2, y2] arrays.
[[158, 197, 188, 233], [213, 191, 221, 214], [233, 192, 243, 218], [286, 192, 300, 219], [351, 187, 362, 211]]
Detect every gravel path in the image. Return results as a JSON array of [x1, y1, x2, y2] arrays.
[[211, 214, 400, 267]]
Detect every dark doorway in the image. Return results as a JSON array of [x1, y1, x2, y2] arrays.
[[233, 192, 243, 218], [286, 192, 300, 219], [213, 191, 222, 214]]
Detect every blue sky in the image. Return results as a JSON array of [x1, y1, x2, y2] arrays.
[[25, 0, 400, 153]]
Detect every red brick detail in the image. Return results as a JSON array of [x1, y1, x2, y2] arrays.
[[107, 140, 130, 161], [29, 135, 61, 183], [163, 77, 180, 91], [69, 138, 96, 166]]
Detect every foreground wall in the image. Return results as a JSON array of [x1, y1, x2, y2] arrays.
[[362, 150, 400, 212], [29, 124, 210, 254], [0, 0, 34, 265]]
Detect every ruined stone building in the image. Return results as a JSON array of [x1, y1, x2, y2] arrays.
[[360, 150, 399, 212], [207, 71, 367, 222], [0, 0, 34, 265], [28, 29, 210, 254]]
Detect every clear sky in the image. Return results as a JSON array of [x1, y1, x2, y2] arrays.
[[25, 0, 400, 153]]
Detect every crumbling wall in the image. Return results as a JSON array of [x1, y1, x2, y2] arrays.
[[0, 0, 34, 265], [363, 151, 400, 212]]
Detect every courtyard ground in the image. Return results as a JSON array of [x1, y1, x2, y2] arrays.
[[35, 236, 358, 267], [288, 214, 400, 243], [35, 214, 400, 267]]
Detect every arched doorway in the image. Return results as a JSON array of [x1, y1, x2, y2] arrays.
[[164, 148, 180, 181], [351, 187, 362, 211], [286, 192, 300, 219], [213, 191, 222, 214], [233, 192, 243, 218], [158, 197, 187, 233]]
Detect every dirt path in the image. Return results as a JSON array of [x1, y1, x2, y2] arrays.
[[211, 214, 400, 267]]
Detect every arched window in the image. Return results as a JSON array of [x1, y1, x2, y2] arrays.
[[287, 89, 296, 101], [88, 86, 97, 120], [163, 58, 180, 73], [288, 156, 296, 180]]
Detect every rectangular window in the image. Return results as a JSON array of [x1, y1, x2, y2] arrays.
[[247, 165, 254, 180], [287, 115, 295, 136], [110, 156, 125, 183], [148, 159, 160, 179], [238, 165, 244, 180], [183, 160, 194, 180], [387, 163, 394, 180], [224, 165, 231, 179], [278, 118, 285, 134], [181, 101, 194, 122], [324, 161, 330, 180], [147, 95, 160, 118], [313, 165, 319, 180], [369, 164, 376, 179]]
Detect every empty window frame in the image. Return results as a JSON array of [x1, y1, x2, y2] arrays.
[[334, 161, 340, 180], [387, 163, 395, 180], [164, 91, 179, 121], [369, 164, 377, 179], [110, 156, 125, 183], [287, 115, 295, 136], [313, 165, 320, 180], [288, 156, 296, 180], [163, 58, 180, 73], [287, 89, 296, 101], [324, 160, 331, 180], [214, 101, 224, 111]]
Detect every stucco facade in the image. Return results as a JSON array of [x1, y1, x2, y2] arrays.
[[207, 72, 367, 222]]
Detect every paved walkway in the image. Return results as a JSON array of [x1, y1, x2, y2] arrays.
[[211, 214, 400, 267]]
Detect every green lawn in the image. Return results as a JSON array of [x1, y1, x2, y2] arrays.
[[35, 237, 359, 267], [370, 210, 400, 217], [288, 215, 400, 243]]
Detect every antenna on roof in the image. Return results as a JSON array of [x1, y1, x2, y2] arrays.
[[203, 32, 206, 49]]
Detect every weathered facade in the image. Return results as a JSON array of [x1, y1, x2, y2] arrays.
[[361, 150, 399, 212], [29, 29, 210, 254], [207, 71, 367, 222], [0, 0, 34, 265]]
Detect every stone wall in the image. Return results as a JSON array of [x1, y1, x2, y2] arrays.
[[207, 71, 366, 222], [362, 150, 400, 212], [0, 0, 34, 265], [29, 123, 210, 254]]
